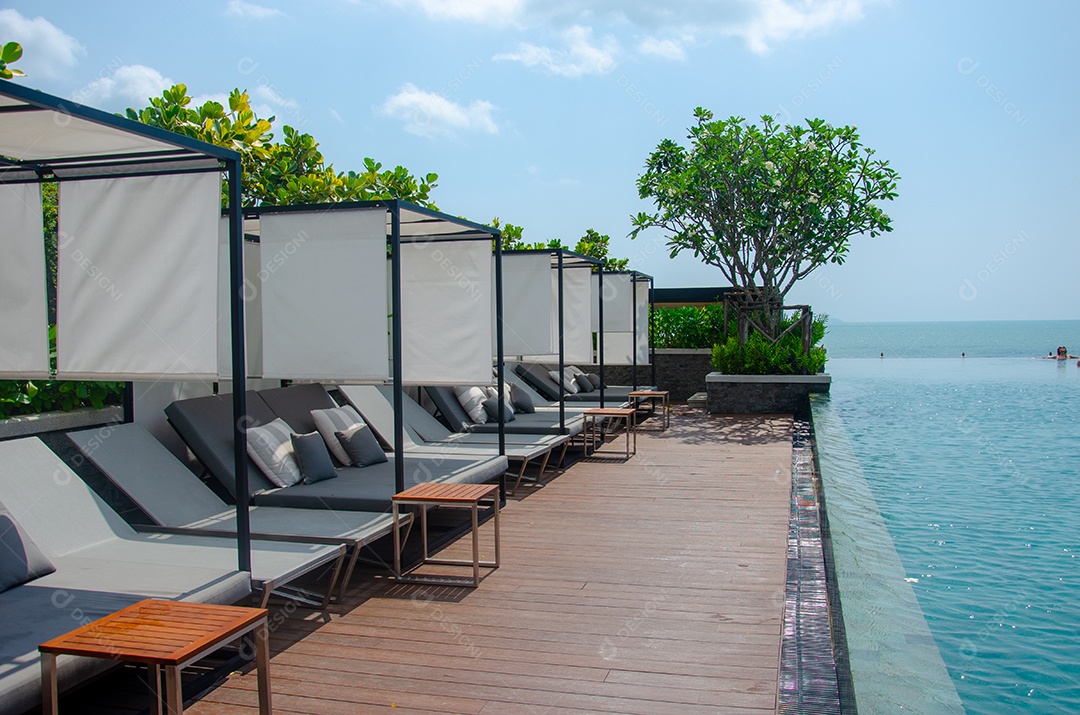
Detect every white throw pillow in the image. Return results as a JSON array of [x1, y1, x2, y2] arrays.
[[311, 405, 365, 465], [549, 369, 580, 394], [246, 418, 302, 488], [565, 365, 586, 378], [454, 386, 489, 424]]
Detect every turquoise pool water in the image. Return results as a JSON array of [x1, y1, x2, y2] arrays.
[[818, 355, 1080, 713]]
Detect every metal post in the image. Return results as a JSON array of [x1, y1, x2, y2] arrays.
[[598, 265, 605, 409], [557, 251, 566, 434], [390, 204, 405, 494], [227, 160, 251, 574], [631, 274, 638, 391], [122, 382, 134, 424], [650, 277, 657, 388], [494, 233, 507, 504]]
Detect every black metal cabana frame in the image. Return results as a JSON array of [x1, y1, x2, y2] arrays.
[[599, 269, 656, 393], [243, 200, 507, 501], [502, 248, 602, 432], [0, 79, 251, 571]]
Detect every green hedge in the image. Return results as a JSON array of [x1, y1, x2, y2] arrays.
[[649, 304, 733, 349], [710, 315, 827, 375]]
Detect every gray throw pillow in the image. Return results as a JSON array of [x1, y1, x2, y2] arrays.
[[574, 373, 594, 393], [482, 396, 515, 423], [0, 506, 56, 594], [290, 432, 338, 484], [336, 424, 389, 466], [511, 383, 535, 413], [586, 373, 603, 389]]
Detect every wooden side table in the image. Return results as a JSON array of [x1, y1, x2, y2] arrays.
[[392, 482, 501, 587], [40, 599, 271, 715], [629, 389, 671, 429], [583, 407, 637, 458]]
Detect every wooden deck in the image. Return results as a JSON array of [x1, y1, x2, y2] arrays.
[[188, 408, 794, 715]]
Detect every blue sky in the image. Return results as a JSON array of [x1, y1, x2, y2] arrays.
[[4, 1, 1078, 322]]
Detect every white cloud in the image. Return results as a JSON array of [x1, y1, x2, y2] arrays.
[[73, 65, 174, 107], [0, 9, 84, 78], [225, 1, 285, 20], [494, 26, 618, 77], [394, 0, 523, 24], [638, 37, 686, 61], [396, 0, 873, 53], [380, 83, 498, 138]]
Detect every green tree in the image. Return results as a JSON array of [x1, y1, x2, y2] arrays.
[[496, 222, 629, 272], [127, 84, 438, 208], [632, 108, 898, 329], [0, 41, 25, 79]]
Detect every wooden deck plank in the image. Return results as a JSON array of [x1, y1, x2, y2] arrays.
[[186, 410, 792, 715]]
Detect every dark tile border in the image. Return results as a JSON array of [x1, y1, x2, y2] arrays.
[[778, 419, 856, 714]]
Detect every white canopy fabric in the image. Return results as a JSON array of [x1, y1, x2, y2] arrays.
[[400, 238, 493, 385], [598, 272, 651, 366], [560, 266, 594, 364], [635, 275, 651, 364], [258, 208, 389, 381], [57, 172, 221, 380], [217, 222, 263, 379], [0, 183, 50, 378], [497, 252, 553, 357]]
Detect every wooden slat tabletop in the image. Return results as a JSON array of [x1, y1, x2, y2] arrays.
[[393, 482, 501, 504], [40, 599, 268, 666]]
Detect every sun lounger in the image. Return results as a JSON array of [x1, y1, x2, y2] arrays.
[[0, 437, 347, 610], [337, 384, 570, 493], [424, 385, 589, 437], [68, 422, 410, 600], [165, 385, 507, 513], [513, 362, 654, 404]]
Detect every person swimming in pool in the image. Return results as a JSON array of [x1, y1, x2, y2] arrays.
[[1048, 346, 1078, 360]]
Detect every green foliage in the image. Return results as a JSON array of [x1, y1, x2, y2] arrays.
[[127, 85, 438, 208], [0, 41, 25, 79], [650, 304, 732, 349], [572, 229, 629, 272], [710, 315, 827, 375], [632, 109, 898, 322], [496, 223, 629, 271]]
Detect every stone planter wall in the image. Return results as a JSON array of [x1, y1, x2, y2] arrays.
[[579, 348, 714, 401], [0, 405, 123, 439], [706, 373, 831, 418]]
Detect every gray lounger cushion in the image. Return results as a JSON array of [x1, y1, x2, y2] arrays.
[[0, 501, 55, 594], [165, 390, 281, 497], [67, 423, 401, 547], [515, 363, 564, 401]]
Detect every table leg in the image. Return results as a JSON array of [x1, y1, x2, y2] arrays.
[[255, 620, 273, 715], [493, 496, 501, 568], [471, 503, 480, 587], [149, 663, 163, 715], [625, 414, 631, 458], [41, 653, 58, 715], [420, 505, 429, 562], [164, 665, 183, 715], [392, 500, 402, 579]]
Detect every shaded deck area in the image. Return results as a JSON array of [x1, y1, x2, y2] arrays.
[[184, 408, 793, 715]]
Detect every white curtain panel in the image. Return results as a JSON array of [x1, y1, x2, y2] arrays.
[[561, 266, 594, 363], [400, 238, 493, 385], [0, 183, 50, 378], [57, 173, 220, 380], [635, 278, 651, 365], [602, 332, 635, 366], [601, 273, 634, 332], [216, 221, 263, 379], [259, 208, 389, 381], [497, 253, 553, 357]]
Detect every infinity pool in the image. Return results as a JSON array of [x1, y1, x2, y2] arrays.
[[815, 357, 1080, 713]]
